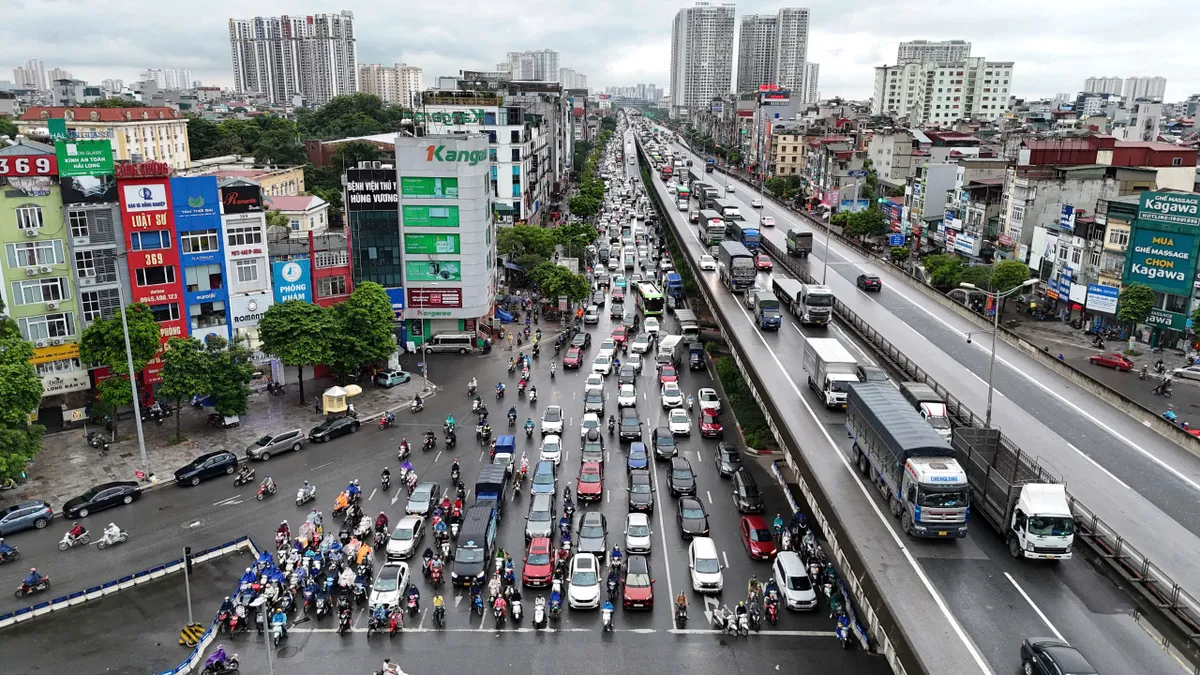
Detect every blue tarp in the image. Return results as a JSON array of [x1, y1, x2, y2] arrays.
[[495, 308, 514, 323]]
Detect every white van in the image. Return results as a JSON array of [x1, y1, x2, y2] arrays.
[[773, 551, 817, 610], [688, 537, 723, 593], [423, 332, 475, 354]]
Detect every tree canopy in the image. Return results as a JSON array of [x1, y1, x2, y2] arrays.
[[326, 282, 397, 379], [529, 262, 591, 303], [79, 303, 161, 439], [158, 337, 210, 440], [257, 300, 335, 403], [0, 298, 44, 484], [1117, 283, 1155, 327]]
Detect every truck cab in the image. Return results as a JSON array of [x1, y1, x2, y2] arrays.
[[899, 382, 952, 441], [753, 291, 782, 330], [1009, 484, 1074, 560]]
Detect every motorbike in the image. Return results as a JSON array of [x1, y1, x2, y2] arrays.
[[451, 465, 461, 484], [85, 431, 111, 455], [381, 472, 391, 491], [434, 604, 446, 628], [529, 390, 537, 405], [201, 650, 240, 675], [266, 381, 285, 395], [58, 530, 90, 551], [315, 595, 330, 620], [766, 592, 779, 625], [379, 415, 395, 430], [14, 575, 51, 599], [0, 546, 20, 564], [494, 604, 506, 629], [1153, 382, 1174, 397], [496, 386, 505, 400], [737, 611, 750, 637], [836, 614, 852, 649], [388, 608, 403, 636], [338, 609, 353, 635], [675, 603, 687, 627], [446, 431, 457, 449], [411, 399, 424, 413], [468, 381, 478, 397], [1140, 365, 1149, 380], [525, 423, 534, 438], [430, 566, 444, 587], [233, 466, 255, 488], [256, 481, 277, 501], [534, 596, 547, 629], [512, 598, 523, 623], [748, 605, 762, 632], [608, 417, 615, 434], [374, 529, 388, 549], [601, 604, 614, 632], [451, 521, 461, 540], [607, 578, 619, 603], [407, 593, 420, 618], [398, 443, 411, 462], [1163, 407, 1181, 424], [423, 435, 436, 453], [96, 528, 128, 550], [353, 580, 367, 605]]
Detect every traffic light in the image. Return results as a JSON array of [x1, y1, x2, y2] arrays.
[[877, 197, 886, 204], [184, 546, 194, 575]]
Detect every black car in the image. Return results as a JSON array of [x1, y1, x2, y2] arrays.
[[676, 497, 710, 539], [622, 313, 640, 332], [617, 364, 638, 386], [668, 457, 696, 497], [571, 333, 592, 350], [1020, 637, 1098, 675], [713, 442, 743, 478], [628, 470, 655, 512], [856, 273, 882, 291], [584, 389, 606, 416], [610, 302, 625, 319], [309, 416, 360, 442], [856, 365, 888, 383], [592, 291, 606, 307], [619, 408, 643, 441], [174, 451, 239, 487], [577, 511, 608, 556], [581, 429, 605, 464], [63, 481, 141, 518], [731, 468, 765, 513], [651, 426, 677, 459]]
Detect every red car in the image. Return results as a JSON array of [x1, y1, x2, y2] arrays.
[[612, 288, 626, 303], [739, 515, 777, 560], [611, 326, 628, 347], [699, 408, 723, 438], [621, 554, 655, 609], [1088, 353, 1133, 371], [755, 254, 773, 271], [522, 537, 554, 587], [577, 461, 604, 501], [563, 347, 583, 369], [658, 364, 679, 385]]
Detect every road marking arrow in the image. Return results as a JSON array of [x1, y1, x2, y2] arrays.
[[455, 594, 463, 607], [703, 595, 718, 624], [391, 492, 402, 506]]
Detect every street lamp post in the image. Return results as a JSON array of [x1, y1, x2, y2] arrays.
[[113, 280, 151, 483], [961, 278, 1038, 426]]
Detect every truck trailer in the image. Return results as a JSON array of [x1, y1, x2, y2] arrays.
[[898, 381, 952, 441], [802, 338, 858, 408], [717, 241, 756, 293]]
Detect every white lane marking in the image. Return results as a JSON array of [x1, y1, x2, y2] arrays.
[[1066, 443, 1130, 490], [1004, 573, 1065, 642], [648, 428, 677, 629], [706, 490, 712, 504], [368, 488, 377, 501], [434, 450, 442, 463], [391, 491, 401, 506], [417, 608, 428, 630], [312, 462, 333, 471], [606, 489, 610, 503], [730, 298, 993, 674], [213, 495, 242, 507], [721, 550, 729, 569]]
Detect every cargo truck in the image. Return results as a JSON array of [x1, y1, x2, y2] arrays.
[[688, 342, 706, 370], [665, 272, 683, 299], [803, 338, 858, 408], [727, 220, 762, 251], [705, 159, 715, 173], [785, 229, 813, 258], [952, 427, 1074, 559], [772, 278, 805, 316], [475, 464, 509, 514], [698, 209, 726, 244], [716, 199, 742, 221], [798, 284, 834, 325], [676, 185, 690, 211], [699, 186, 722, 211], [656, 334, 684, 368], [898, 381, 952, 442], [717, 241, 756, 293], [846, 382, 970, 538], [673, 308, 700, 341], [753, 290, 782, 330]]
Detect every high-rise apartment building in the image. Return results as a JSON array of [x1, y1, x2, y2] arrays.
[[897, 39, 971, 64], [872, 57, 1014, 125], [804, 63, 820, 103], [1123, 76, 1167, 102], [735, 8, 809, 93], [558, 68, 587, 89], [670, 2, 736, 119], [228, 10, 358, 106], [47, 68, 72, 83], [12, 59, 47, 90], [505, 50, 559, 82], [1083, 76, 1123, 96], [100, 79, 124, 94], [358, 63, 423, 108]]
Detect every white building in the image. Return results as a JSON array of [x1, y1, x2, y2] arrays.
[[558, 68, 587, 89], [13, 59, 47, 90], [359, 63, 423, 108], [505, 50, 559, 81], [219, 180, 274, 353], [670, 1, 736, 118], [1083, 76, 1123, 95], [735, 8, 809, 93], [1123, 76, 1167, 102], [897, 40, 971, 64], [228, 11, 358, 105], [804, 63, 820, 103], [47, 68, 72, 83], [872, 57, 1014, 125]]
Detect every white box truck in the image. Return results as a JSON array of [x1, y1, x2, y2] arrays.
[[802, 338, 858, 408]]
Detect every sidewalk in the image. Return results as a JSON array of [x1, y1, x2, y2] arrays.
[[12, 373, 432, 509]]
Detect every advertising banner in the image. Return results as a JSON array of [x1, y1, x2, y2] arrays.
[[6, 177, 51, 197], [1059, 204, 1075, 231], [404, 233, 460, 255], [1123, 225, 1198, 295], [230, 292, 273, 329], [60, 175, 117, 204], [385, 287, 406, 320], [405, 260, 461, 282], [55, 140, 114, 177], [272, 259, 312, 304], [170, 176, 222, 222], [1085, 284, 1119, 313], [346, 168, 399, 212], [407, 287, 463, 309], [119, 178, 174, 231], [48, 118, 68, 142], [1138, 191, 1200, 228], [0, 154, 57, 177], [221, 184, 263, 214], [401, 176, 459, 199], [402, 205, 460, 228], [1147, 307, 1188, 331]]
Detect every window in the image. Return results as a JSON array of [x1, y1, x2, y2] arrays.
[[180, 229, 219, 254], [15, 205, 43, 230], [235, 258, 261, 285], [12, 277, 69, 305], [150, 303, 181, 322], [189, 301, 227, 329], [226, 225, 263, 247], [75, 250, 96, 277], [136, 265, 176, 286], [1108, 228, 1129, 247], [290, 219, 301, 230], [68, 209, 90, 238], [36, 357, 82, 378], [6, 240, 64, 267], [1070, 248, 1082, 265], [510, 130, 521, 144], [130, 231, 171, 250], [1089, 249, 1101, 267], [80, 288, 120, 323], [184, 263, 222, 292], [1058, 244, 1069, 260], [1173, 157, 1183, 167], [66, 207, 115, 243], [18, 312, 75, 341], [318, 275, 348, 298]]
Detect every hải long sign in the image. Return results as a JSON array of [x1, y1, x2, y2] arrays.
[[1123, 225, 1199, 296], [55, 140, 114, 177]]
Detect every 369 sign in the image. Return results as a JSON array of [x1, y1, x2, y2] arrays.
[[0, 155, 58, 177]]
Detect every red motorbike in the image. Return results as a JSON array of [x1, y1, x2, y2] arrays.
[[430, 566, 444, 587], [388, 608, 403, 636], [14, 576, 50, 599]]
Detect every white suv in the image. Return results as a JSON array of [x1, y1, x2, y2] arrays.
[[617, 384, 638, 408], [541, 405, 564, 435]]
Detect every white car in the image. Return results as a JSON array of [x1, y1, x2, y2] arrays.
[[630, 333, 651, 354], [584, 374, 604, 394], [617, 384, 638, 408], [697, 388, 721, 413], [624, 512, 653, 555], [568, 553, 602, 609], [607, 258, 620, 271], [660, 382, 684, 409], [643, 317, 660, 338], [598, 338, 618, 359], [580, 412, 601, 439], [761, 216, 775, 227], [541, 405, 564, 435], [593, 354, 614, 376], [659, 258, 674, 272], [385, 516, 424, 560], [626, 352, 644, 374], [751, 197, 763, 208], [1173, 365, 1200, 381], [698, 255, 717, 271], [369, 561, 410, 609], [540, 434, 563, 466], [726, 184, 735, 193], [668, 408, 691, 436]]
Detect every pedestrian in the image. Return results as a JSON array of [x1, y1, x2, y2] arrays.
[[508, 333, 514, 349]]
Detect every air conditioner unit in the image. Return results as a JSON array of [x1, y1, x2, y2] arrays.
[[25, 267, 37, 276], [80, 277, 96, 286], [51, 338, 64, 346], [24, 229, 40, 237], [34, 340, 47, 348], [46, 301, 59, 310], [39, 265, 52, 273]]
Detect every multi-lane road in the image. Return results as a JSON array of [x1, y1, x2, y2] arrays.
[[635, 124, 1186, 675]]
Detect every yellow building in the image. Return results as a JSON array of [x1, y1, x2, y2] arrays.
[[17, 106, 191, 171], [211, 167, 305, 196], [770, 130, 807, 177]]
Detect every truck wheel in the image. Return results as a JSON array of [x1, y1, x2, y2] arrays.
[[856, 451, 868, 476], [902, 516, 913, 536], [1008, 537, 1022, 559], [888, 494, 902, 518]]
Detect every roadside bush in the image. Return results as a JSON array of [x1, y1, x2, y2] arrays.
[[714, 356, 774, 450]]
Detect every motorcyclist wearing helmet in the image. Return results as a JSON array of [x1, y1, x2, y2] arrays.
[[24, 567, 43, 588], [220, 595, 234, 614], [103, 522, 121, 543], [375, 511, 389, 532], [277, 520, 290, 540], [346, 480, 362, 499], [0, 537, 14, 556]]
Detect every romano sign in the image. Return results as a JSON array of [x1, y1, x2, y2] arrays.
[[1125, 191, 1200, 296]]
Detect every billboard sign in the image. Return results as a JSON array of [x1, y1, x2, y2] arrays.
[[272, 259, 312, 303], [55, 140, 114, 177], [1123, 225, 1198, 295], [407, 287, 463, 309], [345, 168, 399, 212], [119, 178, 174, 231], [404, 233, 460, 255], [221, 184, 263, 214], [60, 175, 117, 204], [0, 154, 57, 177], [402, 205, 459, 228], [1085, 284, 1119, 313], [1058, 204, 1075, 231], [1138, 191, 1200, 228], [400, 176, 458, 199], [1146, 307, 1188, 331], [170, 176, 221, 222], [6, 177, 51, 197], [385, 287, 406, 320], [406, 260, 461, 282]]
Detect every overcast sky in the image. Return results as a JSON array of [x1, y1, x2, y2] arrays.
[[5, 0, 1195, 102]]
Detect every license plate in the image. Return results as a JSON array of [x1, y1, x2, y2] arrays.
[[632, 603, 643, 608], [937, 531, 947, 536], [1045, 555, 1057, 560]]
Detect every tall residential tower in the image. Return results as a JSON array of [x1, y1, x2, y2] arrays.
[[670, 2, 736, 118], [228, 11, 358, 106], [735, 8, 810, 93]]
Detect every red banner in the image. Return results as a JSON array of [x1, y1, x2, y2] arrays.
[[407, 287, 463, 309], [0, 154, 57, 177]]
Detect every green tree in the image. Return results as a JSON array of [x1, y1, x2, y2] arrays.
[[330, 141, 382, 170], [959, 265, 994, 291], [327, 282, 396, 379], [569, 194, 601, 219], [265, 210, 289, 230], [530, 262, 591, 303], [0, 300, 44, 484], [253, 128, 305, 165], [990, 260, 1032, 294], [764, 176, 801, 199], [844, 208, 888, 239], [1117, 283, 1155, 333], [0, 116, 18, 140], [554, 223, 598, 258], [890, 246, 909, 264], [923, 254, 964, 289], [600, 117, 617, 132], [498, 225, 556, 259], [185, 116, 221, 160], [257, 300, 333, 404], [79, 304, 161, 440], [157, 337, 210, 441], [205, 337, 256, 417]]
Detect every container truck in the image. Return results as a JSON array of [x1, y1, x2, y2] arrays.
[[656, 334, 685, 368], [698, 209, 726, 245], [676, 185, 690, 211], [753, 290, 782, 330], [673, 308, 700, 341], [705, 159, 715, 173], [846, 382, 970, 539], [717, 241, 756, 293], [716, 200, 742, 221], [898, 382, 952, 441], [772, 278, 805, 317], [952, 428, 1074, 559], [798, 284, 834, 325], [785, 229, 813, 258], [802, 338, 858, 408], [727, 220, 762, 251], [699, 186, 722, 211]]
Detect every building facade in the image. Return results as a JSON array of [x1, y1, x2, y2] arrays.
[[897, 40, 971, 64], [505, 50, 559, 82], [1123, 76, 1167, 102], [670, 2, 736, 119], [169, 176, 230, 344], [804, 63, 819, 103], [359, 63, 423, 108], [871, 58, 1014, 125], [17, 106, 191, 171], [228, 11, 358, 105], [13, 59, 48, 90], [1083, 76, 1123, 96], [774, 8, 810, 93], [736, 14, 777, 93], [219, 180, 273, 357]]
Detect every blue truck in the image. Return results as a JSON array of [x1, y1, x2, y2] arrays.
[[727, 220, 762, 251], [665, 272, 683, 298], [753, 290, 782, 330], [705, 159, 715, 173]]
